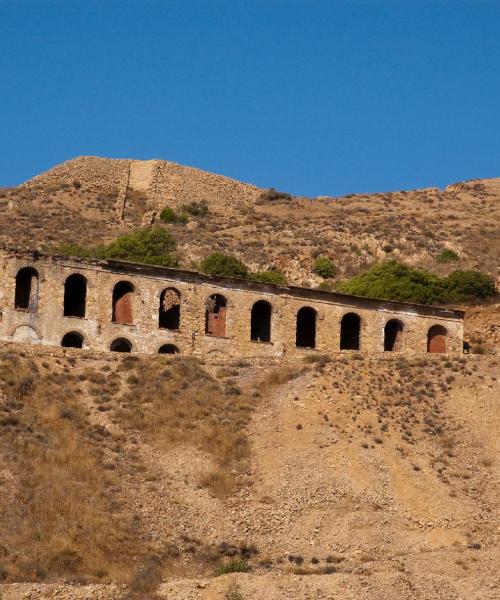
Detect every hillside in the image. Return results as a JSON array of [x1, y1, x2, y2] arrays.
[[1, 156, 498, 351], [0, 157, 498, 286], [0, 158, 498, 599], [0, 347, 498, 599]]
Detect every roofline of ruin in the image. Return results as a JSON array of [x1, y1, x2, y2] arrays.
[[1, 246, 465, 321]]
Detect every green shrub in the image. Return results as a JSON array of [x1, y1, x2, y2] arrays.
[[338, 261, 443, 304], [337, 261, 497, 305], [159, 205, 189, 224], [100, 227, 178, 267], [176, 211, 189, 224], [216, 559, 250, 576], [159, 206, 176, 223], [313, 256, 337, 278], [437, 249, 459, 263], [443, 270, 497, 301], [200, 252, 248, 278], [46, 228, 178, 267], [181, 200, 210, 217], [249, 270, 287, 285]]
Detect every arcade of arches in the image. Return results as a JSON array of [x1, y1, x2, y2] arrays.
[[5, 258, 461, 356]]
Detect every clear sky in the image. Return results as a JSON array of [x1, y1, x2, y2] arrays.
[[1, 0, 499, 196]]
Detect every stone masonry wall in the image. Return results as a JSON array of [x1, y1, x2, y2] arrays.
[[0, 249, 464, 357]]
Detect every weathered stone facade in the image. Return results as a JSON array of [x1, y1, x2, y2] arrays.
[[0, 248, 464, 357]]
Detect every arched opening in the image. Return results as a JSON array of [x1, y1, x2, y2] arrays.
[[296, 306, 317, 349], [159, 288, 180, 330], [15, 267, 39, 311], [251, 300, 272, 342], [427, 325, 447, 353], [158, 344, 179, 354], [110, 338, 132, 353], [340, 313, 361, 350], [384, 319, 404, 352], [205, 294, 227, 337], [64, 274, 87, 318], [61, 332, 84, 349], [112, 282, 134, 324]]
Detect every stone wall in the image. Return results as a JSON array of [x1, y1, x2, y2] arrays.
[[0, 249, 464, 357]]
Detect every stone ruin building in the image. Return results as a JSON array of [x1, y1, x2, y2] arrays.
[[0, 248, 464, 357]]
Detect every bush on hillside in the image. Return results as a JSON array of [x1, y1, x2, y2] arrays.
[[259, 188, 292, 202], [249, 270, 287, 285], [337, 261, 497, 304], [313, 256, 337, 278], [443, 270, 497, 301], [437, 249, 459, 263], [47, 227, 178, 267], [159, 206, 176, 223], [159, 205, 188, 224], [200, 252, 248, 279], [181, 200, 210, 217], [215, 559, 250, 576], [100, 227, 178, 266], [338, 261, 444, 304]]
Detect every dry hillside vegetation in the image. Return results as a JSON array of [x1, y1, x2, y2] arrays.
[[0, 348, 498, 599], [0, 157, 499, 285]]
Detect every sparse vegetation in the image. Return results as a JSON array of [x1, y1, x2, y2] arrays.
[[0, 352, 151, 583], [313, 256, 337, 278], [159, 205, 188, 224], [437, 249, 459, 263], [259, 187, 292, 202], [216, 559, 250, 576], [114, 357, 255, 496], [225, 584, 244, 600], [181, 200, 210, 217]]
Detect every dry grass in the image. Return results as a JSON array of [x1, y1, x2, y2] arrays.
[[0, 351, 264, 583], [0, 351, 151, 583], [114, 357, 255, 491]]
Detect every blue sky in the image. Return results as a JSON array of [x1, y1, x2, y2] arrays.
[[1, 0, 499, 196]]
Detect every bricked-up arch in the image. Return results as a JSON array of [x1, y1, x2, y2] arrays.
[[340, 312, 361, 350], [251, 300, 272, 342], [61, 331, 84, 348], [384, 319, 404, 352], [63, 274, 87, 318], [159, 288, 181, 330], [112, 282, 134, 324], [158, 344, 179, 354], [15, 267, 39, 311], [205, 294, 227, 337], [427, 324, 447, 353], [110, 337, 132, 353], [296, 306, 317, 348], [12, 325, 39, 343]]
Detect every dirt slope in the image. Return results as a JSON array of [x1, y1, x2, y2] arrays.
[[0, 347, 498, 599]]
